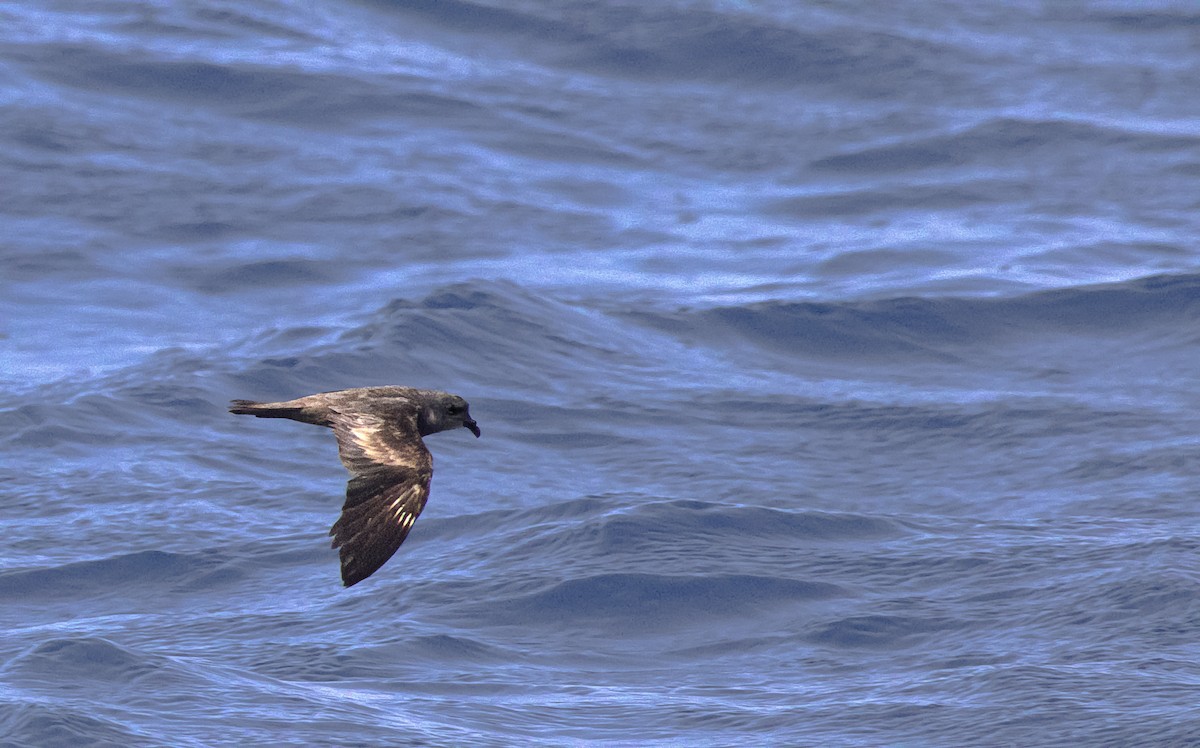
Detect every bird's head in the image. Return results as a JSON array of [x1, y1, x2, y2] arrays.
[[418, 391, 480, 438]]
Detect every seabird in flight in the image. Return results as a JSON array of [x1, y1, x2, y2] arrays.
[[230, 386, 480, 586]]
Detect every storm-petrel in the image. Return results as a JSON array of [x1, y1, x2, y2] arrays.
[[230, 386, 480, 587]]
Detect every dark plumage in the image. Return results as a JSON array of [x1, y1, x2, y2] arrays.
[[229, 386, 480, 587]]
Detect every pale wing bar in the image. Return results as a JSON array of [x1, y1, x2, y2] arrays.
[[329, 411, 433, 586]]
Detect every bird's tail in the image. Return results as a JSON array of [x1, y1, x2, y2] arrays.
[[229, 398, 328, 425]]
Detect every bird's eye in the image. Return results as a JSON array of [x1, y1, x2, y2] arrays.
[[447, 405, 463, 415]]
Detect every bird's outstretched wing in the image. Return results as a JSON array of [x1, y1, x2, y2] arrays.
[[327, 409, 433, 587]]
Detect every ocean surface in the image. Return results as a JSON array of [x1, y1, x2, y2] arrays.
[[3, 1, 1200, 745]]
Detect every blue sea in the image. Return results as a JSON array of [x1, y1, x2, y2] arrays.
[[3, 1, 1200, 745]]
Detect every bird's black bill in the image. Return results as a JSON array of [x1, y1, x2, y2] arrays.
[[464, 418, 481, 437]]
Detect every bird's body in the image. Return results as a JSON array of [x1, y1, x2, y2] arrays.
[[230, 386, 479, 586]]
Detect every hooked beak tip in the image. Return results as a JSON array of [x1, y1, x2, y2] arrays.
[[465, 420, 480, 438]]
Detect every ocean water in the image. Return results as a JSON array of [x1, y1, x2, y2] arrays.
[[3, 0, 1200, 745]]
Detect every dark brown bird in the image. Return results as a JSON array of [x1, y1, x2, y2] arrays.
[[229, 386, 480, 587]]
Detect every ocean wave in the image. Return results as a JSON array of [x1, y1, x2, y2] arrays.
[[477, 572, 844, 627], [442, 497, 903, 573], [18, 43, 475, 130], [358, 0, 962, 92], [0, 550, 228, 600], [3, 637, 156, 686], [809, 613, 962, 650], [223, 281, 667, 399], [809, 117, 1196, 174], [0, 700, 150, 748], [632, 272, 1200, 363]]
